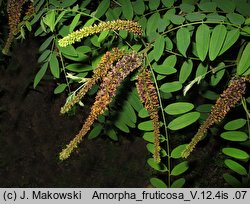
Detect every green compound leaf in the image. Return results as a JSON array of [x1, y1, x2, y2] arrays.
[[171, 144, 188, 159], [165, 37, 173, 51], [38, 50, 50, 63], [219, 29, 240, 56], [117, 101, 137, 128], [59, 45, 78, 57], [171, 161, 189, 176], [168, 15, 185, 25], [147, 158, 168, 172], [76, 46, 91, 54], [237, 42, 250, 75], [50, 0, 61, 7], [245, 18, 250, 25], [153, 35, 165, 61], [226, 13, 245, 25], [132, 0, 145, 15], [164, 102, 194, 115], [98, 31, 109, 42], [33, 62, 48, 88], [60, 0, 77, 7], [217, 0, 235, 13], [43, 10, 55, 32], [209, 25, 227, 61], [161, 0, 174, 8], [95, 0, 110, 18], [180, 3, 195, 13], [119, 0, 133, 20], [66, 64, 92, 73], [185, 13, 206, 22], [171, 178, 186, 188], [168, 112, 200, 130], [106, 129, 118, 141], [69, 14, 81, 33], [143, 132, 154, 143], [115, 120, 130, 133], [198, 2, 217, 12], [196, 63, 208, 78], [138, 120, 153, 131], [224, 119, 246, 130], [124, 102, 136, 123], [55, 10, 66, 27], [63, 52, 88, 62], [206, 13, 225, 22], [153, 55, 177, 75], [242, 26, 250, 35], [160, 81, 182, 93], [138, 108, 149, 118], [127, 88, 144, 112], [196, 24, 210, 61], [150, 178, 167, 188], [196, 104, 213, 113], [90, 35, 101, 47], [39, 35, 54, 52], [49, 52, 60, 78], [202, 90, 219, 101], [88, 124, 103, 139], [147, 13, 161, 37], [179, 59, 193, 83], [223, 173, 242, 187], [146, 144, 167, 157], [105, 7, 121, 21], [220, 131, 248, 142], [158, 16, 171, 33], [25, 21, 32, 31], [176, 27, 191, 57], [149, 0, 160, 10], [54, 83, 67, 94], [210, 62, 225, 86], [224, 159, 248, 176], [222, 148, 249, 160]]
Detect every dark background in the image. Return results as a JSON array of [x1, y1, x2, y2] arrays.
[[0, 38, 229, 187]]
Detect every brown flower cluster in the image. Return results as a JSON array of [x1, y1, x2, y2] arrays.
[[136, 69, 161, 163], [25, 3, 35, 17], [2, 0, 26, 54], [60, 48, 126, 114], [244, 75, 250, 83], [182, 76, 246, 158], [59, 51, 143, 160], [58, 20, 143, 47]]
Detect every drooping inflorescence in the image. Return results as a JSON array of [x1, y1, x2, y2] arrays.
[[2, 0, 26, 55], [25, 2, 35, 17], [60, 48, 126, 114], [182, 76, 247, 158], [136, 68, 161, 163], [58, 20, 143, 47], [59, 51, 143, 160]]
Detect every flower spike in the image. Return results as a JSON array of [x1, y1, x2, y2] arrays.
[[136, 69, 161, 163], [60, 48, 126, 114], [2, 0, 26, 55], [182, 76, 246, 158], [60, 52, 142, 160], [58, 20, 143, 47]]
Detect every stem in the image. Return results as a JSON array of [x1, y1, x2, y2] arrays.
[[242, 98, 250, 138], [142, 40, 171, 187], [161, 21, 241, 37], [58, 49, 71, 93], [52, 8, 101, 22]]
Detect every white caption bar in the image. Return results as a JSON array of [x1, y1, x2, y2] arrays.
[[0, 188, 249, 204]]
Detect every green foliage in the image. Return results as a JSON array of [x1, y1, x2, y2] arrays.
[[7, 0, 250, 187], [168, 112, 200, 130]]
